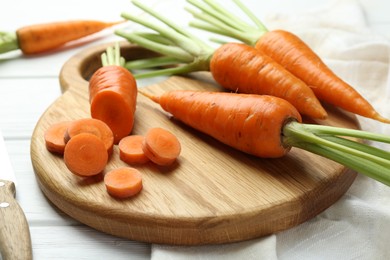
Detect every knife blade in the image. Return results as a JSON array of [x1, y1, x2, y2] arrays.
[[0, 129, 32, 260]]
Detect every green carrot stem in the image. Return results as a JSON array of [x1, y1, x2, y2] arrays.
[[115, 30, 194, 62], [132, 0, 211, 51], [0, 32, 19, 54], [125, 56, 183, 70], [122, 1, 206, 57], [133, 62, 203, 79], [283, 121, 390, 168], [321, 136, 390, 160], [295, 142, 390, 186], [300, 124, 390, 143], [185, 6, 258, 45], [101, 42, 125, 67], [186, 0, 263, 45], [232, 0, 268, 31], [187, 0, 248, 32], [132, 32, 175, 45]]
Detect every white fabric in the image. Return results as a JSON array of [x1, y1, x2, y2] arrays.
[[151, 0, 390, 259]]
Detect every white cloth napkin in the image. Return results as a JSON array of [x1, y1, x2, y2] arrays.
[[151, 0, 390, 259]]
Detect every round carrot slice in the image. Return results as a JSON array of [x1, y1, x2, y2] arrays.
[[118, 135, 149, 164], [142, 127, 181, 166], [104, 167, 143, 199], [44, 121, 71, 154], [64, 118, 114, 156], [64, 133, 108, 177]]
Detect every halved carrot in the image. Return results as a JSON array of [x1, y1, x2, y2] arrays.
[[63, 133, 108, 177], [64, 118, 114, 156], [104, 167, 143, 199], [44, 121, 71, 154], [119, 135, 149, 164], [142, 127, 181, 166], [89, 43, 138, 144]]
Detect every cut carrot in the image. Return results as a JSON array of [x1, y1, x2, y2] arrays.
[[64, 118, 114, 156], [89, 43, 138, 144], [63, 133, 108, 177], [142, 127, 181, 166], [104, 167, 143, 199], [44, 121, 71, 154], [0, 20, 124, 55], [119, 135, 149, 164]]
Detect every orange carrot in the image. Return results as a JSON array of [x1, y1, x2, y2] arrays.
[[119, 135, 149, 164], [210, 43, 327, 119], [145, 90, 300, 158], [0, 20, 124, 55], [186, 0, 390, 123], [64, 133, 108, 177], [142, 127, 181, 166], [116, 2, 327, 120], [44, 121, 71, 154], [255, 30, 390, 123], [89, 43, 138, 144], [64, 118, 114, 156], [104, 167, 143, 198]]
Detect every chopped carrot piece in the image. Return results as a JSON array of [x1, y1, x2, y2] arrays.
[[63, 133, 108, 177], [64, 118, 114, 156], [118, 135, 149, 164], [142, 127, 181, 166], [104, 167, 143, 198], [44, 121, 71, 154]]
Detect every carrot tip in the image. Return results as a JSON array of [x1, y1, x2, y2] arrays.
[[374, 113, 390, 124], [138, 89, 160, 104]]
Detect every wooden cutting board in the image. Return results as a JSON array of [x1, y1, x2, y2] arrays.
[[30, 42, 359, 245]]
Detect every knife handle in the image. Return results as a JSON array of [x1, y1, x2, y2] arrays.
[[0, 180, 32, 260]]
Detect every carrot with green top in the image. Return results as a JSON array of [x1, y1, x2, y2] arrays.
[[89, 43, 138, 144], [140, 89, 390, 186], [185, 0, 390, 123], [115, 0, 327, 120], [0, 20, 124, 55]]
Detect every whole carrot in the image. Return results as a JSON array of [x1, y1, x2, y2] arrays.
[[89, 43, 137, 144], [141, 89, 390, 186], [116, 0, 327, 120], [0, 20, 123, 55], [186, 0, 390, 123]]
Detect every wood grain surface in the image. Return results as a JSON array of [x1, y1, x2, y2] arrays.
[[30, 42, 359, 245]]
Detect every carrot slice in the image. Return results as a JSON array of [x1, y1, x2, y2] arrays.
[[104, 167, 143, 199], [142, 127, 181, 166], [64, 118, 114, 156], [118, 135, 149, 164], [44, 121, 71, 154], [64, 133, 108, 177]]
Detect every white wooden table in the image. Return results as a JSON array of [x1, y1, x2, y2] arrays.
[[1, 0, 389, 259]]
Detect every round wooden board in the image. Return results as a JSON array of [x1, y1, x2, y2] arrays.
[[31, 42, 359, 245]]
